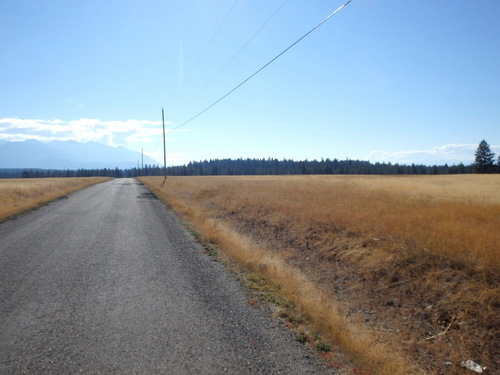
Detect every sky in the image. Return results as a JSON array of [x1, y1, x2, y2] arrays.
[[1, 0, 499, 166]]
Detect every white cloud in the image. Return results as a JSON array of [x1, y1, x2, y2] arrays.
[[125, 128, 164, 144], [368, 143, 500, 165], [0, 117, 168, 147], [0, 132, 70, 142]]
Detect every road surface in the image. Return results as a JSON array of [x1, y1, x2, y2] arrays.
[[0, 178, 333, 374]]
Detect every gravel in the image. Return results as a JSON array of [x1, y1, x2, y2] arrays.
[[0, 178, 335, 374]]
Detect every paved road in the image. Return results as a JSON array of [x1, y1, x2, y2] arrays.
[[0, 179, 332, 374]]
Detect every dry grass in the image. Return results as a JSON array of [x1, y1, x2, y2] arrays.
[[139, 175, 499, 375], [0, 177, 111, 221]]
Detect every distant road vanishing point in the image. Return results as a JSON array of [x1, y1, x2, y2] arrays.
[[0, 179, 333, 375]]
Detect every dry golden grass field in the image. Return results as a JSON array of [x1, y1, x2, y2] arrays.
[[0, 177, 110, 221], [139, 175, 499, 375]]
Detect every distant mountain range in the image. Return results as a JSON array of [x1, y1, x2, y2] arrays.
[[0, 140, 158, 169]]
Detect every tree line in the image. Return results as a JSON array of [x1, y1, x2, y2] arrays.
[[1, 140, 497, 178], [165, 158, 475, 176], [0, 159, 477, 179], [0, 168, 127, 179]]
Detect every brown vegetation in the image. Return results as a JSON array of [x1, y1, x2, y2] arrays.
[[139, 175, 499, 375], [0, 177, 110, 221]]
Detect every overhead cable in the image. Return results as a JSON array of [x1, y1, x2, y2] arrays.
[[167, 0, 240, 103], [171, 0, 353, 131], [171, 0, 290, 122]]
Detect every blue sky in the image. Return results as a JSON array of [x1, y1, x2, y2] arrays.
[[1, 0, 499, 166]]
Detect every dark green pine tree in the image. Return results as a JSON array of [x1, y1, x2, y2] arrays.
[[474, 140, 496, 173]]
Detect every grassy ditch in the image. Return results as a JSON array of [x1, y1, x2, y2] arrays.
[[139, 175, 499, 375], [0, 177, 111, 221]]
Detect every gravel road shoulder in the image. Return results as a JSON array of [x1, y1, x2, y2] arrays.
[[0, 178, 337, 374]]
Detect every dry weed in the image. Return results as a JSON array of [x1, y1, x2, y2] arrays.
[[0, 177, 110, 221], [139, 175, 499, 375]]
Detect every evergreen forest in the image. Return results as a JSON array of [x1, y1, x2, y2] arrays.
[[2, 140, 498, 179]]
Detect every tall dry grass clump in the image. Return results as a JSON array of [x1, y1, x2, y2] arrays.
[[139, 175, 499, 375], [0, 177, 110, 221]]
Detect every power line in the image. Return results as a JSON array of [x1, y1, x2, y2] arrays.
[[167, 0, 240, 104], [171, 0, 353, 131], [171, 0, 290, 122]]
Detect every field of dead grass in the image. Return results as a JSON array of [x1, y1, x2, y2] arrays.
[[0, 177, 111, 221], [139, 175, 499, 375]]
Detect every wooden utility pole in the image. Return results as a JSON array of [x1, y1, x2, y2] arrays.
[[141, 148, 144, 175], [162, 108, 167, 185]]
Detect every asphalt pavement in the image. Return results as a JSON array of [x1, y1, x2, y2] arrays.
[[0, 178, 334, 374]]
